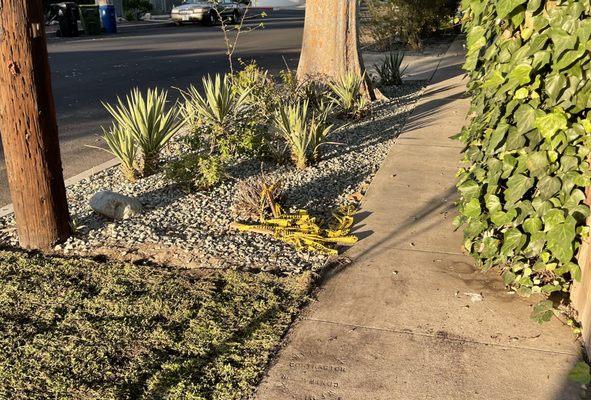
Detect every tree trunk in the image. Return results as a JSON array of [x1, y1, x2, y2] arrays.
[[0, 0, 71, 249], [297, 0, 375, 100]]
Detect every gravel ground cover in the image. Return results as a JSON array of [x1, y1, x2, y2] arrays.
[[0, 83, 425, 276]]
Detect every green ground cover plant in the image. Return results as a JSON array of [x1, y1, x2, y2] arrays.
[[456, 0, 591, 320], [0, 250, 310, 399]]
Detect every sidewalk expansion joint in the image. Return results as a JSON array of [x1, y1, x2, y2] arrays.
[[302, 318, 580, 357]]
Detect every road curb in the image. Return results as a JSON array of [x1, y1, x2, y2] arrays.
[[0, 158, 120, 219]]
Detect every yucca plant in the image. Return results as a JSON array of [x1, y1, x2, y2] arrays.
[[103, 124, 138, 182], [104, 88, 182, 176], [181, 74, 250, 136], [99, 123, 138, 182], [375, 51, 407, 86], [273, 100, 334, 170], [328, 71, 368, 119]]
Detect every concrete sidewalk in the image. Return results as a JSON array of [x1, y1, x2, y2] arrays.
[[256, 38, 584, 400]]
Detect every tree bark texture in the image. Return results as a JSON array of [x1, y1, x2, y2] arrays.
[[0, 0, 71, 248], [297, 0, 375, 99]]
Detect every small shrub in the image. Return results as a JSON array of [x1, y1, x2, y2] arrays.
[[366, 0, 459, 50], [104, 88, 182, 176], [198, 155, 226, 188], [375, 51, 406, 86], [100, 124, 138, 182], [273, 100, 334, 170], [165, 153, 226, 191], [232, 62, 277, 115], [279, 69, 300, 102], [123, 0, 152, 21], [170, 74, 265, 190], [231, 63, 282, 158], [328, 72, 368, 119]]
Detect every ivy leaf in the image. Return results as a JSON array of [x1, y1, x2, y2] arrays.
[[540, 284, 561, 293], [514, 104, 536, 134], [544, 73, 566, 102], [524, 231, 546, 257], [525, 152, 548, 177], [491, 208, 518, 226], [466, 25, 486, 49], [485, 194, 502, 212], [458, 180, 480, 200], [523, 216, 542, 234], [507, 64, 532, 87], [503, 270, 517, 285], [463, 198, 482, 218], [530, 300, 554, 324], [564, 188, 586, 209], [497, 0, 527, 19], [537, 176, 562, 201], [535, 109, 568, 140], [543, 208, 565, 231], [514, 87, 529, 99], [556, 46, 586, 70], [546, 215, 576, 263], [481, 237, 500, 258], [568, 362, 591, 385], [501, 228, 525, 255], [549, 27, 578, 56], [483, 70, 505, 90], [465, 219, 488, 238], [570, 262, 582, 282], [505, 174, 534, 205]]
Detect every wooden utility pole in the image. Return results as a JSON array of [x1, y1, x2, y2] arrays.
[[297, 0, 376, 100], [0, 0, 71, 248]]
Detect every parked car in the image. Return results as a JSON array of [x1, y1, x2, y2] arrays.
[[171, 0, 247, 26]]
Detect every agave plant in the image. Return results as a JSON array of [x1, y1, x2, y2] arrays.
[[273, 100, 334, 170], [375, 51, 407, 86], [100, 123, 138, 182], [233, 174, 283, 221], [104, 88, 182, 176], [328, 71, 368, 119], [181, 74, 250, 136]]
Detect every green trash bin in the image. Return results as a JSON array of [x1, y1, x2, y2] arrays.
[[79, 5, 101, 35]]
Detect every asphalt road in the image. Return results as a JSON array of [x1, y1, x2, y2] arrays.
[[0, 10, 304, 207]]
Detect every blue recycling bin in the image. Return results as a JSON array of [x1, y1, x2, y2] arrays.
[[99, 4, 117, 34]]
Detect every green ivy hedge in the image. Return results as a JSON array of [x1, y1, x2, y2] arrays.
[[456, 0, 591, 317]]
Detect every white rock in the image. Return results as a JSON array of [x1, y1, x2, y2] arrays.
[[89, 191, 143, 220]]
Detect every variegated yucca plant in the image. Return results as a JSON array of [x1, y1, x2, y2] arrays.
[[101, 123, 138, 182], [180, 74, 250, 138], [104, 87, 182, 176], [273, 100, 334, 170], [328, 71, 368, 119]]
